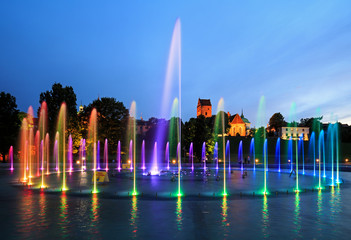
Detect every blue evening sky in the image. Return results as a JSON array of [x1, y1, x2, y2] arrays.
[[1, 1, 351, 125]]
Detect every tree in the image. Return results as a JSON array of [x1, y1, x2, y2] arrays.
[[268, 112, 286, 135], [39, 83, 79, 152], [0, 92, 20, 161], [83, 97, 129, 155]]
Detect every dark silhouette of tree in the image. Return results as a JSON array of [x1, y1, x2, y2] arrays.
[[0, 92, 20, 161], [268, 112, 286, 136], [39, 83, 79, 152], [82, 97, 129, 155]]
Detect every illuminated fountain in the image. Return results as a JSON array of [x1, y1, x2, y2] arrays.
[[189, 142, 194, 172], [116, 140, 121, 171], [250, 138, 255, 171], [238, 140, 243, 172], [88, 108, 98, 193], [202, 142, 206, 172], [9, 146, 13, 171], [141, 140, 146, 171], [68, 135, 73, 172], [165, 141, 170, 170], [104, 139, 108, 171], [57, 103, 67, 191], [275, 138, 281, 172], [226, 140, 230, 172]]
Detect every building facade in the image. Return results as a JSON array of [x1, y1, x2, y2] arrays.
[[197, 98, 212, 118], [280, 127, 309, 141], [228, 113, 251, 136]]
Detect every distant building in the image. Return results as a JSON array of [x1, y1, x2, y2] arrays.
[[228, 112, 251, 136], [197, 98, 212, 118], [280, 127, 309, 141], [136, 118, 152, 136]]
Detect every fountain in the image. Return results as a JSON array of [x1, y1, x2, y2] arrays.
[[238, 140, 243, 172], [189, 142, 194, 172], [141, 140, 146, 171], [68, 135, 73, 172], [275, 138, 281, 172], [9, 146, 13, 171], [250, 138, 255, 171], [97, 140, 101, 170], [57, 103, 67, 191], [104, 139, 108, 171], [117, 140, 121, 171], [165, 141, 170, 170], [202, 142, 206, 172], [226, 140, 230, 172], [88, 108, 98, 193]]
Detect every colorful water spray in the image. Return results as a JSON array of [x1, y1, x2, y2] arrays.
[[104, 139, 108, 171], [141, 140, 145, 171], [189, 142, 194, 171], [250, 138, 255, 171], [166, 142, 170, 170], [226, 140, 230, 173], [57, 103, 67, 191], [238, 140, 243, 172], [129, 101, 137, 195], [275, 138, 280, 172], [9, 146, 13, 171], [117, 140, 121, 171], [68, 135, 73, 172], [88, 108, 98, 193], [202, 142, 206, 172]]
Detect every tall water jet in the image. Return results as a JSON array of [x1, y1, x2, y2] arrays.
[[57, 103, 67, 191], [309, 132, 316, 176], [9, 146, 13, 171], [202, 142, 206, 172], [68, 135, 73, 172], [104, 139, 108, 171], [79, 138, 84, 171], [318, 130, 325, 189], [40, 140, 45, 188], [264, 139, 268, 194], [327, 124, 335, 185], [152, 142, 158, 174], [54, 134, 59, 173], [189, 142, 194, 172], [97, 140, 101, 170], [166, 142, 170, 170], [288, 137, 293, 172], [158, 18, 181, 196], [19, 117, 29, 182], [88, 108, 98, 193], [128, 101, 137, 195], [226, 140, 230, 172], [238, 140, 243, 172], [129, 140, 133, 171], [335, 123, 340, 184], [299, 135, 305, 175], [214, 142, 219, 173], [256, 96, 267, 194], [35, 130, 40, 177], [275, 138, 281, 172], [117, 140, 121, 171], [45, 133, 49, 175], [38, 101, 48, 176], [250, 138, 255, 171], [214, 98, 226, 196], [141, 140, 146, 171]]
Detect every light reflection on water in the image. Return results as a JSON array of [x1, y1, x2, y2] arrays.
[[176, 196, 182, 231], [262, 195, 269, 239], [221, 196, 229, 239], [294, 192, 301, 238], [130, 195, 138, 238], [59, 192, 69, 239], [91, 193, 100, 234], [330, 186, 341, 237]]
